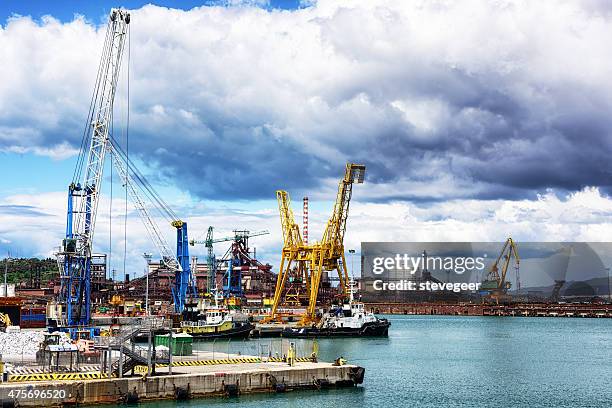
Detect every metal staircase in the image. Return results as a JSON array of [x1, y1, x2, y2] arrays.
[[95, 318, 171, 377], [111, 344, 157, 376]]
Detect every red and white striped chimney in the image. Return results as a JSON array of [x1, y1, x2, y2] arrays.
[[303, 196, 309, 245]]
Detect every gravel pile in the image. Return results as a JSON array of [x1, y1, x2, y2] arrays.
[[0, 330, 45, 357]]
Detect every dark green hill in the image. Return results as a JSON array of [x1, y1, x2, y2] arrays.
[[0, 257, 57, 285]]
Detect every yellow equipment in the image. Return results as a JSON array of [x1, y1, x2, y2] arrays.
[[482, 237, 520, 303], [109, 294, 123, 307], [265, 163, 365, 326], [0, 313, 11, 332], [275, 190, 309, 308]]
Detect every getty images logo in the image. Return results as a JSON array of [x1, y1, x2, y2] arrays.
[[371, 251, 487, 275]]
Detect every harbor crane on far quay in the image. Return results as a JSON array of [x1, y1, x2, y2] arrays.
[[481, 237, 520, 303], [190, 228, 269, 297]]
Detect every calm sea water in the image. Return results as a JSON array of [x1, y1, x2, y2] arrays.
[[143, 316, 612, 408]]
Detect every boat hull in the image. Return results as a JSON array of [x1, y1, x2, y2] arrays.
[[134, 323, 254, 342], [282, 319, 390, 338], [186, 322, 254, 340]]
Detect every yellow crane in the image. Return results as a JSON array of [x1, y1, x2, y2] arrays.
[[264, 191, 311, 320], [265, 163, 366, 325], [482, 237, 520, 303], [0, 313, 12, 332], [275, 191, 310, 307]]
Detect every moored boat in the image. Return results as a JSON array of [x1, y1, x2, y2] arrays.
[[282, 280, 390, 338], [180, 308, 254, 340], [179, 293, 253, 340]]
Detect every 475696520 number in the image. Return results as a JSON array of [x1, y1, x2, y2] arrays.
[[6, 388, 66, 399]]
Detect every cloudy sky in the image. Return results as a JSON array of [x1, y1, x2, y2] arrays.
[[1, 0, 612, 277]]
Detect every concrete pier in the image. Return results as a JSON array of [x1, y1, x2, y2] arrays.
[[0, 358, 365, 406]]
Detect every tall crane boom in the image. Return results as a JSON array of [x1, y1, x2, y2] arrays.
[[57, 10, 194, 328], [59, 9, 130, 327], [320, 163, 365, 292], [72, 9, 130, 257], [277, 191, 303, 248], [305, 163, 365, 322]]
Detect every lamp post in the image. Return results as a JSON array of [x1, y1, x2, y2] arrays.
[[3, 254, 8, 297], [607, 267, 611, 303], [348, 249, 356, 278], [143, 253, 152, 315]]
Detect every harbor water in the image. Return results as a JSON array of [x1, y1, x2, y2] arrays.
[[142, 315, 612, 407]]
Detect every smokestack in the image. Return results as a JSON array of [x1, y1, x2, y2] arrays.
[[303, 196, 309, 245]]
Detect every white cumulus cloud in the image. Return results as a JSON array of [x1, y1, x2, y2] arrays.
[[0, 1, 611, 201]]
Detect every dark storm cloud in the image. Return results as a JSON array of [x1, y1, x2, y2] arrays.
[[135, 126, 327, 200], [2, 1, 612, 202]]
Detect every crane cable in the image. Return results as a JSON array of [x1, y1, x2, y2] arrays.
[[122, 23, 131, 282], [73, 19, 115, 185], [110, 139, 179, 223], [107, 16, 179, 225], [109, 106, 113, 283], [82, 16, 180, 227]]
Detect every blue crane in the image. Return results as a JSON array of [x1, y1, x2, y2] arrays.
[[56, 10, 194, 334]]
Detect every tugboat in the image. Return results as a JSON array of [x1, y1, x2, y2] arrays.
[[282, 280, 390, 338], [180, 292, 254, 340]]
